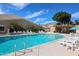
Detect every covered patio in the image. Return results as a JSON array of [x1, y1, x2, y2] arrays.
[[70, 26, 79, 33]]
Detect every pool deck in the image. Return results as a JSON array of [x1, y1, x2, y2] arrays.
[[3, 33, 79, 56], [0, 32, 52, 37]]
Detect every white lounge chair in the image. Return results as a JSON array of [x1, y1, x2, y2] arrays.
[[60, 36, 79, 50], [23, 31, 26, 34], [13, 31, 17, 34]]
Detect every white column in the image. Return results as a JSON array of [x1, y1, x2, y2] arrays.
[[7, 29, 10, 34]]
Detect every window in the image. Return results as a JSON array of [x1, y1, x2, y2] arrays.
[[0, 25, 5, 32]]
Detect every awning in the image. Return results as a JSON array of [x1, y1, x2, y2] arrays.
[[70, 26, 79, 30]]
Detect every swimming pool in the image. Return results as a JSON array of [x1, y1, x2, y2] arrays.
[[0, 34, 64, 55]]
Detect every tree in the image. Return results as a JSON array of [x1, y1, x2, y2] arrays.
[[9, 22, 25, 32], [9, 22, 45, 33], [53, 12, 71, 24], [25, 24, 45, 32]]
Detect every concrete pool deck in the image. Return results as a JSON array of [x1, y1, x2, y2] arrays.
[[4, 34, 79, 56]]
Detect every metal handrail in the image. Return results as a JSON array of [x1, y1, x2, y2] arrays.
[[23, 42, 26, 54], [13, 44, 16, 56], [13, 42, 32, 56]]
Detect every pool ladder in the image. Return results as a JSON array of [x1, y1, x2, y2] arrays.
[[13, 42, 32, 56]]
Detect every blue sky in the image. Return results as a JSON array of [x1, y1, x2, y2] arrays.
[[0, 3, 79, 25]]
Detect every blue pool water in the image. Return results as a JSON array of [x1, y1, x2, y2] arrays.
[[0, 34, 64, 55]]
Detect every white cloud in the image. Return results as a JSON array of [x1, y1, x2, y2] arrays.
[[0, 8, 5, 14], [72, 12, 79, 18], [42, 21, 57, 25], [10, 3, 30, 10], [25, 10, 49, 19], [34, 18, 47, 23]]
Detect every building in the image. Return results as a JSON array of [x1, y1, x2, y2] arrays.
[[42, 24, 55, 32], [0, 14, 37, 34]]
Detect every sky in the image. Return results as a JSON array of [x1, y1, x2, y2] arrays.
[[0, 3, 79, 25]]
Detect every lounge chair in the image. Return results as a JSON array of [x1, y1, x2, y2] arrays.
[[17, 31, 22, 34], [23, 31, 26, 34], [69, 33, 76, 37], [60, 36, 79, 51], [67, 46, 72, 50], [13, 31, 17, 34]]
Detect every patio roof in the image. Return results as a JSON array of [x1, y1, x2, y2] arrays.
[[70, 26, 79, 30], [0, 14, 38, 27], [0, 14, 24, 20]]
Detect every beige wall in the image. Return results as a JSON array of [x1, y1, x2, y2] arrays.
[[76, 30, 79, 33], [42, 24, 55, 32], [50, 26, 55, 32]]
